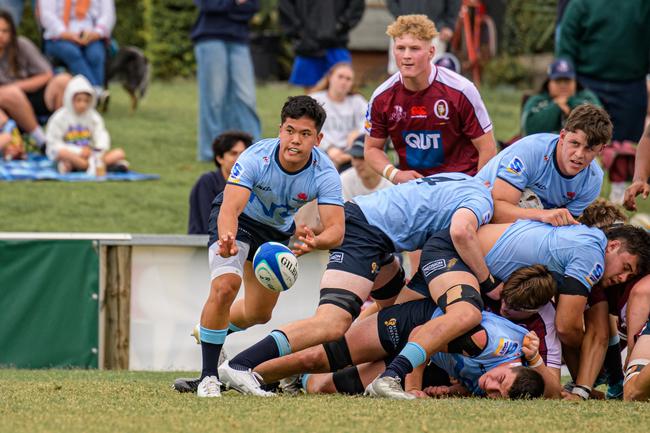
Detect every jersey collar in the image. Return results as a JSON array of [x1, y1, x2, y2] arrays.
[[274, 143, 314, 175]]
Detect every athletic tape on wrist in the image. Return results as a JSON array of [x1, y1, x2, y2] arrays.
[[571, 385, 591, 400], [527, 353, 543, 368], [382, 164, 394, 178]]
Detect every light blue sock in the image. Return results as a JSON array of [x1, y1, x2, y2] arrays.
[[270, 330, 292, 357], [228, 322, 245, 334], [399, 342, 428, 369], [199, 326, 227, 345], [301, 374, 311, 393]]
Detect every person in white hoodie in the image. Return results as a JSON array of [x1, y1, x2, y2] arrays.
[[46, 74, 126, 173]]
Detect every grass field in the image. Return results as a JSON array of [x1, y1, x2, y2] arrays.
[[1, 369, 648, 433]]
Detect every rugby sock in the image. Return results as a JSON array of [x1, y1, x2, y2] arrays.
[[230, 330, 292, 371], [227, 322, 246, 335], [604, 335, 624, 386], [380, 342, 427, 381], [199, 326, 227, 379], [301, 374, 312, 393]]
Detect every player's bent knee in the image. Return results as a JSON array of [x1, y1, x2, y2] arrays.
[[296, 347, 329, 372], [322, 337, 353, 371], [245, 310, 273, 325], [332, 366, 365, 395], [319, 288, 364, 320], [436, 284, 483, 313]]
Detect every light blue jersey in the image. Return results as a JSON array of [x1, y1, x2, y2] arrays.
[[475, 133, 603, 216], [227, 138, 344, 232], [486, 220, 607, 295], [430, 308, 528, 396], [353, 173, 493, 251]]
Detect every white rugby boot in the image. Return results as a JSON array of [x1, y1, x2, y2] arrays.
[[218, 361, 276, 397], [364, 376, 415, 400], [197, 376, 222, 398]]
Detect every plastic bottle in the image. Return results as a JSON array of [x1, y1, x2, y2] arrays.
[[86, 148, 96, 176], [95, 149, 106, 177]]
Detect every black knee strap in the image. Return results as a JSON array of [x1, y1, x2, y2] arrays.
[[332, 366, 365, 395], [436, 284, 483, 312], [447, 324, 487, 357], [323, 337, 353, 371], [319, 288, 363, 319], [371, 266, 405, 300]]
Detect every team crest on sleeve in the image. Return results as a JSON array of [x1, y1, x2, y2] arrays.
[[506, 156, 525, 175], [434, 99, 449, 120], [494, 338, 520, 357], [228, 162, 244, 183], [584, 262, 604, 287]]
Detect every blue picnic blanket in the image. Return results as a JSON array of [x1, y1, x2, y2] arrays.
[[0, 154, 159, 182]]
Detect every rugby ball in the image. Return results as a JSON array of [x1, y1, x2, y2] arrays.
[[253, 242, 298, 292], [518, 188, 543, 210]]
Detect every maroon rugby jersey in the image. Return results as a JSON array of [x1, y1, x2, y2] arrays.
[[365, 66, 492, 175]]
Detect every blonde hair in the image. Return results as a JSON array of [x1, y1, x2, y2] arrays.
[[310, 62, 358, 95], [578, 198, 628, 228], [386, 14, 438, 40]]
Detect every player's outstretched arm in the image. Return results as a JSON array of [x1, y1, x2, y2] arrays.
[[624, 123, 650, 211], [624, 334, 650, 401], [491, 179, 577, 225], [293, 204, 344, 256], [449, 208, 490, 283], [471, 131, 497, 172], [565, 301, 608, 401], [404, 363, 427, 398], [216, 184, 251, 257], [523, 332, 561, 399]]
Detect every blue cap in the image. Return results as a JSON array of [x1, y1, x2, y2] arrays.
[[548, 58, 575, 80]]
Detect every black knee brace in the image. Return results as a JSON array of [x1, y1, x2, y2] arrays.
[[323, 337, 353, 371], [332, 366, 365, 395], [447, 324, 487, 357], [371, 266, 405, 300], [319, 288, 363, 319], [436, 284, 484, 312]]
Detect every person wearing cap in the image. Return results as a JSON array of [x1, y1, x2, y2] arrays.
[[521, 58, 601, 136], [340, 135, 393, 201]]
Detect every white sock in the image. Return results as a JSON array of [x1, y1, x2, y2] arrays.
[[30, 126, 46, 147]]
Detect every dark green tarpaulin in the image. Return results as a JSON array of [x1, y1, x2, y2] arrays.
[[0, 240, 99, 368]]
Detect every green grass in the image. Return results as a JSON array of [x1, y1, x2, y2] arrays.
[[0, 370, 648, 433], [0, 81, 645, 234]]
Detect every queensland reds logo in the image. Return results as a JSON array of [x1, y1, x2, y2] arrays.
[[390, 105, 407, 122], [434, 99, 449, 120]]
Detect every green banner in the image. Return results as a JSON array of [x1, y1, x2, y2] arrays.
[[0, 240, 99, 368]]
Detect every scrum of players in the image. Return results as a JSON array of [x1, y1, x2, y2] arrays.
[[176, 14, 650, 401]]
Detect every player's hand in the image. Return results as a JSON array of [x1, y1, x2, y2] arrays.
[[392, 169, 423, 184], [61, 31, 83, 45], [80, 31, 102, 45], [623, 180, 650, 211], [423, 385, 450, 398], [217, 232, 238, 258], [522, 331, 540, 361], [539, 208, 578, 226], [292, 225, 318, 256], [407, 389, 428, 398], [561, 390, 583, 401]]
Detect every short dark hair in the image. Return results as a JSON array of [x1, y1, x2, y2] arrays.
[[604, 225, 650, 276], [211, 130, 253, 168], [564, 103, 612, 148], [578, 198, 628, 228], [508, 367, 545, 399], [501, 265, 556, 311], [280, 95, 327, 132]]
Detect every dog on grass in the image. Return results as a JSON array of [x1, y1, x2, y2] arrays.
[[105, 46, 150, 113]]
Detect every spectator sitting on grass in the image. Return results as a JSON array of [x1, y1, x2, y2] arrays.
[[521, 58, 601, 136], [310, 62, 367, 171], [0, 9, 70, 152], [340, 134, 392, 201], [188, 130, 253, 235], [0, 107, 25, 160], [45, 74, 127, 174]]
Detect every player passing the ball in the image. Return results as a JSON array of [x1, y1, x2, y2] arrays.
[[182, 96, 345, 398]]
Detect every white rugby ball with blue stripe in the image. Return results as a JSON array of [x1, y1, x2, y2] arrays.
[[253, 242, 298, 292]]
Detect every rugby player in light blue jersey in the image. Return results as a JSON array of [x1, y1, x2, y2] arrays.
[[188, 96, 345, 398], [219, 173, 497, 396], [476, 103, 612, 225]]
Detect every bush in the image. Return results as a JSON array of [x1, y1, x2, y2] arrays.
[[148, 0, 197, 79], [502, 0, 557, 56]]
